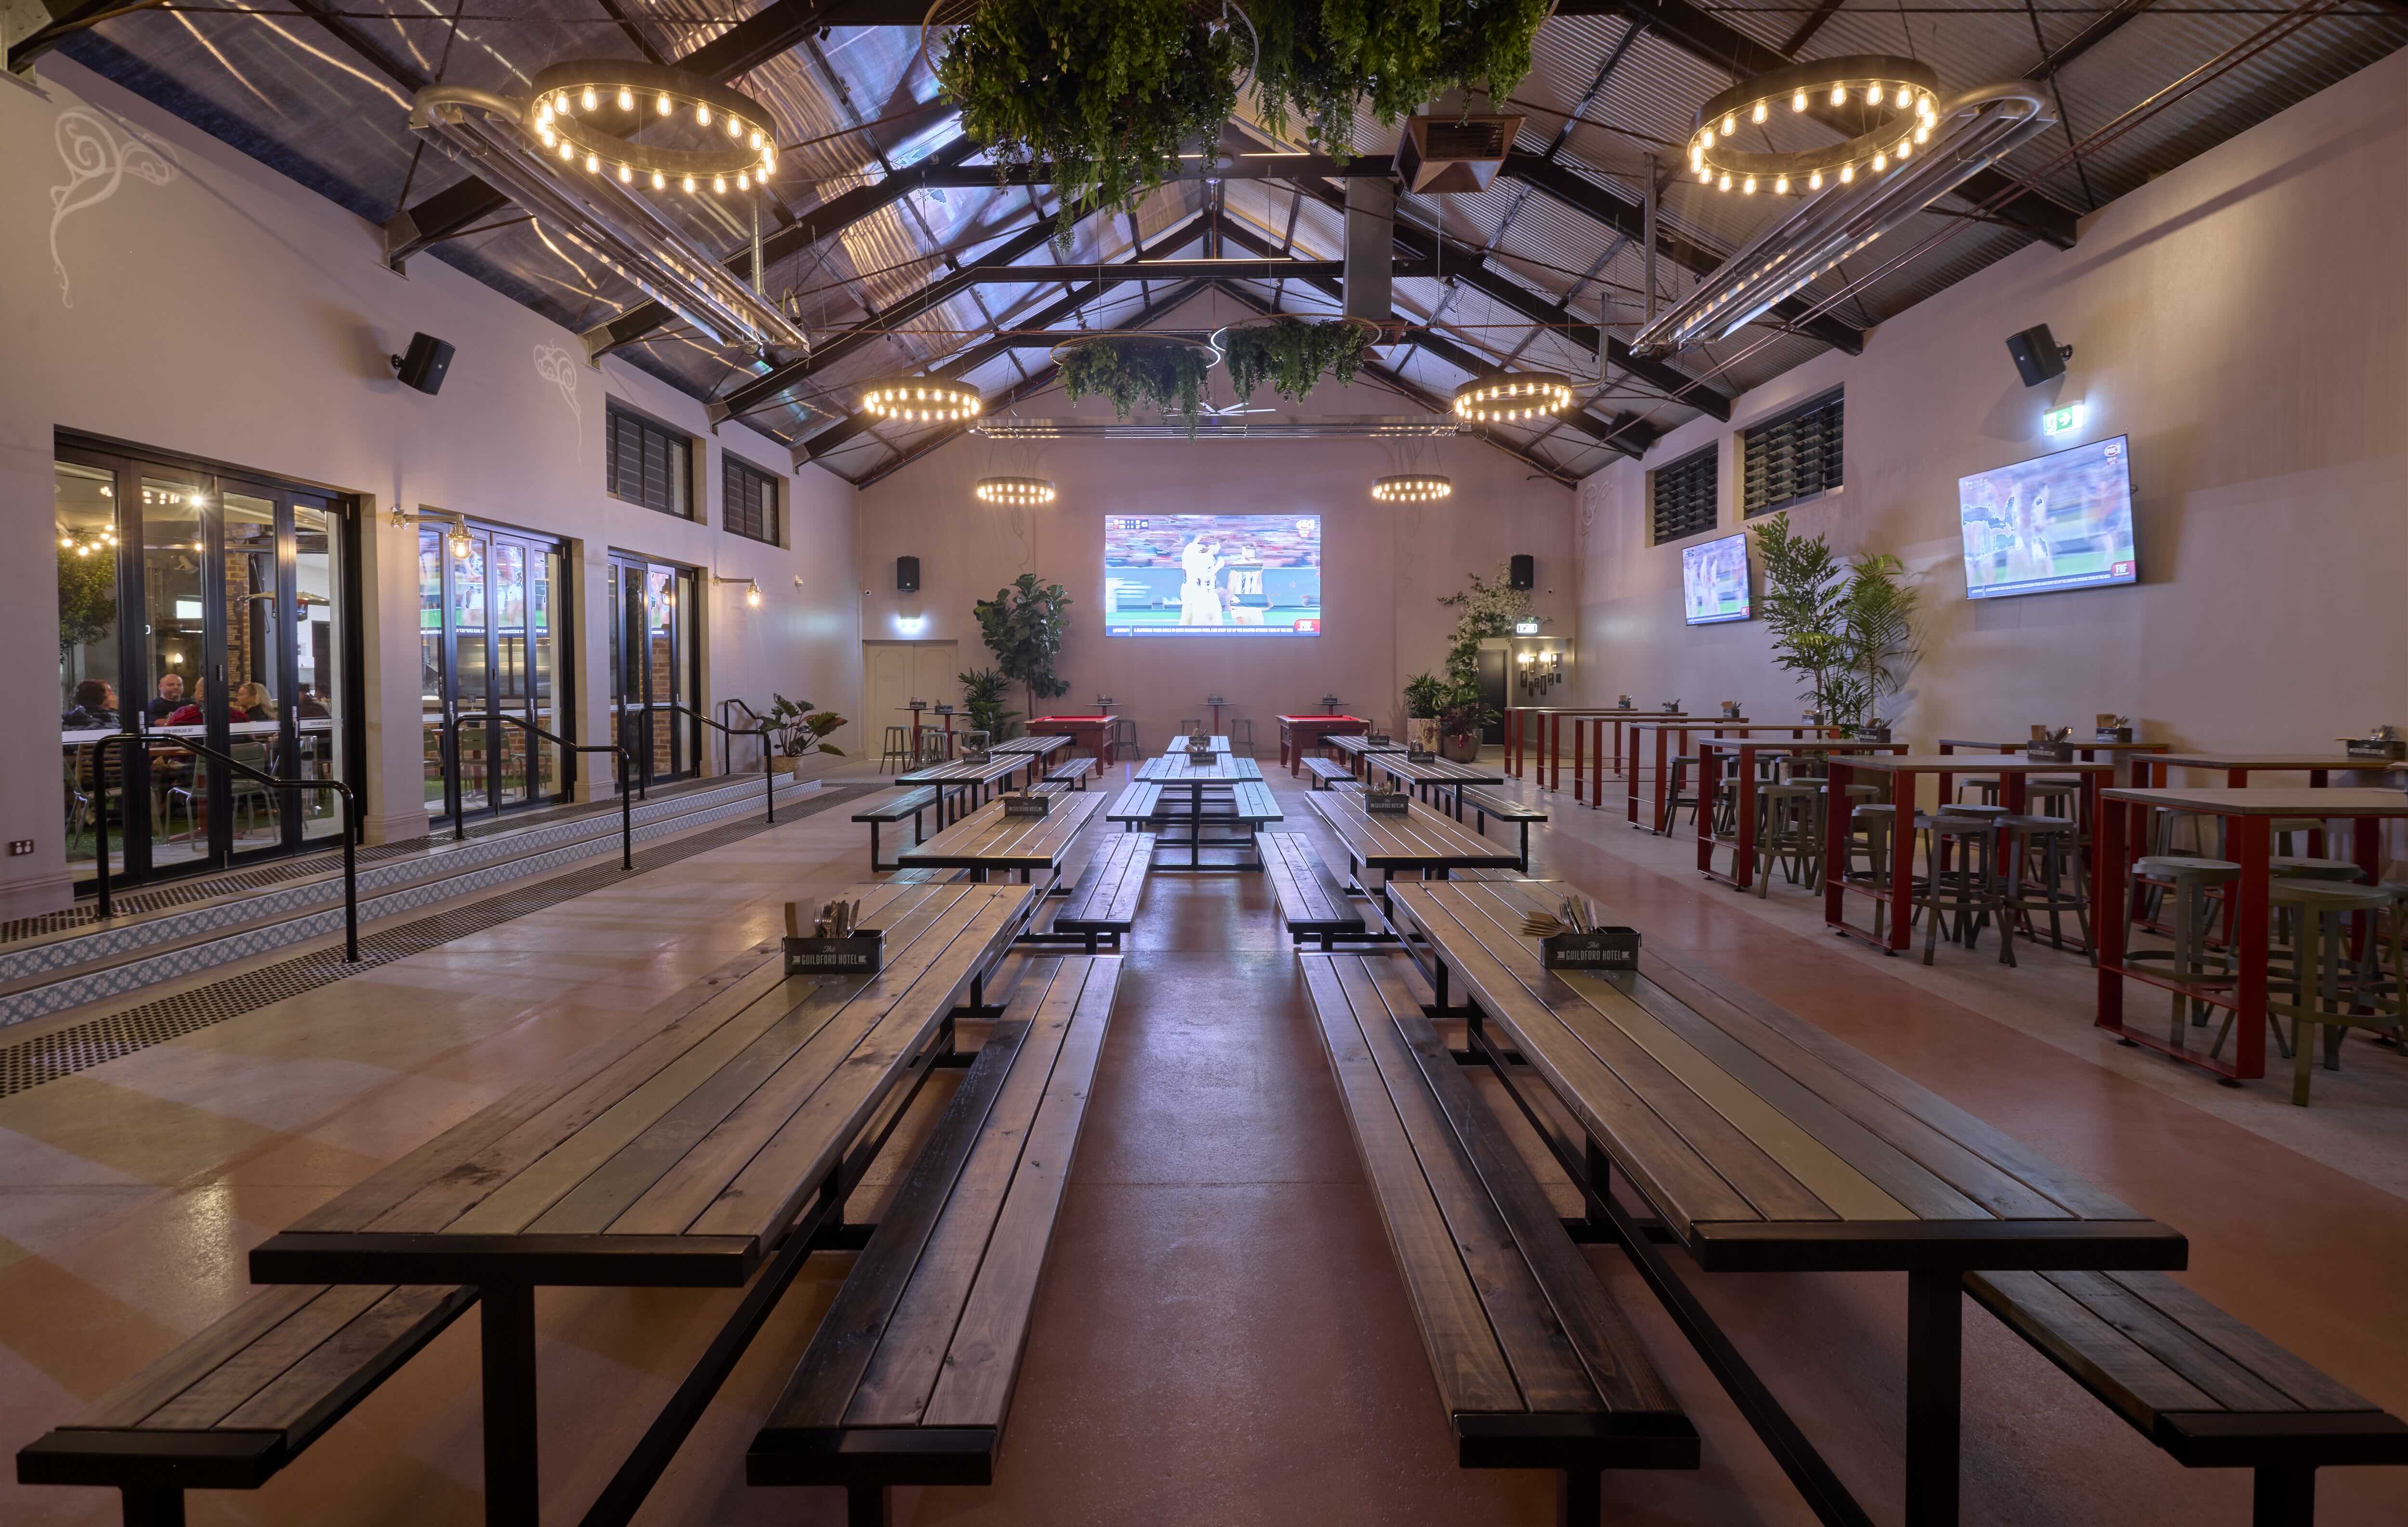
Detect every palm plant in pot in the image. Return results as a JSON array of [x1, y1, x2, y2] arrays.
[[1842, 553, 1918, 740], [956, 667, 1021, 740], [1436, 684, 1493, 764], [763, 696, 847, 777]]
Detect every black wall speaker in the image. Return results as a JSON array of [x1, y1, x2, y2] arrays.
[[390, 332, 454, 395], [897, 555, 921, 593], [2005, 324, 2070, 388], [1508, 554, 1535, 590]]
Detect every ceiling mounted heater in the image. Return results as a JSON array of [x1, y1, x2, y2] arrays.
[[1396, 114, 1524, 194], [1633, 79, 2052, 357]]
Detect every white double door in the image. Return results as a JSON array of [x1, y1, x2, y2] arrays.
[[863, 641, 962, 753]]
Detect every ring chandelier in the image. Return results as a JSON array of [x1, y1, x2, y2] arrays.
[[1688, 55, 1941, 195], [1452, 373, 1573, 425], [1370, 473, 1453, 502], [530, 61, 775, 193], [862, 379, 984, 423], [974, 475, 1057, 505]]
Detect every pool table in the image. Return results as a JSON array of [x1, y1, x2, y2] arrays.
[[1277, 714, 1371, 775], [1028, 713, 1119, 769]]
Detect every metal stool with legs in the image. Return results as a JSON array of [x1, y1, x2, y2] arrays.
[[2242, 879, 2407, 1106], [2124, 855, 2241, 1042], [2001, 814, 2091, 956], [1916, 813, 2015, 966], [1229, 718, 1255, 756], [1754, 782, 1823, 897], [879, 726, 912, 773], [1112, 718, 1139, 762]]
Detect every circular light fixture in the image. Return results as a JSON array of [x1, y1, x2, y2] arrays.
[[862, 379, 983, 423], [1685, 54, 1940, 195], [528, 60, 774, 194], [974, 475, 1057, 506], [1371, 473, 1453, 502], [1451, 373, 1574, 425]]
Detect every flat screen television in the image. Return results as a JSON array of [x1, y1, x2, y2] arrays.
[[1103, 514, 1322, 636], [1958, 435, 2137, 599], [1681, 532, 1751, 625]]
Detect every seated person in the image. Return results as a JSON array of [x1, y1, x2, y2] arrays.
[[232, 681, 277, 722], [161, 679, 209, 728], [144, 673, 186, 724], [61, 680, 118, 730]]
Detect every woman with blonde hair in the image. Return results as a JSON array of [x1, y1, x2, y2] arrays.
[[233, 682, 277, 721]]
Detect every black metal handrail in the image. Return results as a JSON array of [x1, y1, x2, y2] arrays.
[[450, 712, 635, 869], [717, 698, 768, 777], [92, 732, 360, 961], [650, 702, 778, 825]]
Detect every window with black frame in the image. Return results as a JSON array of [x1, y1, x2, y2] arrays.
[[723, 454, 781, 545], [1649, 445, 1719, 544], [606, 404, 692, 518], [1742, 388, 1844, 517]]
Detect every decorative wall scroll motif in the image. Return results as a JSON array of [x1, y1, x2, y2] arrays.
[[50, 107, 179, 308], [532, 343, 581, 445]]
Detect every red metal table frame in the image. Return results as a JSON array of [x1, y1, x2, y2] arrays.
[[1028, 714, 1119, 770], [1935, 737, 2168, 796], [1626, 722, 1824, 830], [1505, 708, 1693, 799], [2094, 786, 2407, 1081], [1200, 698, 1229, 733], [1821, 755, 2112, 956], [1696, 737, 1907, 891], [1277, 714, 1369, 775]]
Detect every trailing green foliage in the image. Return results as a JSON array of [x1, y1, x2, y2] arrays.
[[1252, 0, 1553, 157], [1220, 317, 1372, 403], [956, 666, 1022, 739], [1436, 563, 1539, 688], [1057, 336, 1213, 432], [937, 0, 1240, 237], [974, 573, 1075, 716], [764, 695, 847, 759], [58, 549, 116, 662]]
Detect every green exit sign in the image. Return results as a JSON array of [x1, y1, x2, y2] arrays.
[[2042, 402, 2085, 435]]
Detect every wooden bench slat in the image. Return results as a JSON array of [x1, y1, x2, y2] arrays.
[[79, 1285, 328, 1429], [1107, 782, 1163, 824], [2042, 1271, 2303, 1414], [215, 1285, 474, 1435], [853, 788, 939, 823], [1460, 787, 1547, 821], [2099, 1272, 2381, 1414], [1058, 835, 1152, 932], [144, 1285, 393, 1429], [1301, 757, 1354, 787], [1969, 1271, 2225, 1425], [1260, 833, 1362, 940]]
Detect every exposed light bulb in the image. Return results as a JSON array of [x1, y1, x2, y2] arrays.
[[1914, 123, 1930, 143], [746, 582, 761, 608], [1742, 176, 1756, 194], [1897, 139, 1911, 159], [1869, 83, 1884, 105], [586, 152, 600, 172], [1718, 172, 1731, 191], [581, 87, 596, 110], [618, 163, 632, 182], [696, 103, 710, 125], [1840, 163, 1854, 182], [1722, 112, 1736, 134], [1701, 127, 1715, 149], [737, 171, 750, 190], [713, 174, 727, 193], [1689, 144, 1703, 167], [617, 88, 632, 110], [1809, 169, 1823, 189], [539, 127, 556, 147], [1775, 174, 1789, 192], [560, 140, 575, 161], [749, 129, 762, 149], [1831, 84, 1847, 105], [658, 93, 672, 115], [683, 174, 696, 191], [557, 92, 572, 114], [728, 117, 742, 139], [1752, 101, 1767, 124], [1872, 151, 1886, 171], [1793, 89, 1807, 111], [653, 170, 666, 189], [1698, 164, 1712, 182]]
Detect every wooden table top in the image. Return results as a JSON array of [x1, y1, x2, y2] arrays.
[[1133, 753, 1264, 784], [1698, 737, 1907, 752], [1165, 736, 1233, 753], [897, 791, 1103, 869], [1328, 734, 1408, 755], [1373, 755, 1508, 786], [1624, 719, 1771, 732], [251, 880, 1038, 1287], [1842, 753, 2114, 774], [2149, 752, 2408, 773], [1304, 791, 1520, 872], [2099, 786, 2408, 816], [895, 755, 1026, 787], [1938, 737, 2169, 752], [1385, 878, 2186, 1273], [1277, 714, 1370, 725], [1513, 707, 1683, 716], [992, 734, 1071, 755]]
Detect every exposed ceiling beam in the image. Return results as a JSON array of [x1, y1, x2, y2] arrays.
[[9, 0, 145, 70], [382, 0, 841, 266], [283, 0, 432, 93], [853, 280, 1210, 487], [2029, 0, 2161, 83], [1604, 0, 2081, 248], [1778, 0, 1847, 57]]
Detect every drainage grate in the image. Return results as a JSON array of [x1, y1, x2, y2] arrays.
[[0, 786, 871, 1098]]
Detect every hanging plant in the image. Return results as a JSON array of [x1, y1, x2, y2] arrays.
[[1251, 0, 1553, 158], [1054, 334, 1216, 433], [936, 0, 1245, 242], [1216, 315, 1377, 403]]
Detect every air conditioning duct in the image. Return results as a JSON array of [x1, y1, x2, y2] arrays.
[[1631, 83, 2053, 357], [1395, 114, 1524, 194]]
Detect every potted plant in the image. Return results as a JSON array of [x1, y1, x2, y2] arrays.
[[762, 695, 847, 778], [956, 666, 1021, 740], [1752, 513, 1865, 731], [974, 573, 1074, 719], [1055, 334, 1217, 433], [1402, 670, 1444, 752], [1436, 685, 1493, 764], [1842, 552, 1918, 741], [1217, 316, 1377, 403]]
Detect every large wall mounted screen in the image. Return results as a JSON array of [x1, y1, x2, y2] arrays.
[[1959, 435, 2137, 599], [1104, 515, 1322, 636]]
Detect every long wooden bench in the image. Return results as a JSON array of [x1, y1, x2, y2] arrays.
[[1230, 778, 1283, 827], [19, 1283, 477, 1525], [1300, 757, 1354, 789], [854, 787, 940, 871], [1260, 831, 1368, 948], [1048, 833, 1155, 951], [1965, 1269, 2408, 1525], [747, 956, 1119, 1525], [1450, 866, 1537, 882], [1299, 953, 1698, 1522], [886, 866, 961, 883], [1044, 758, 1095, 790], [1106, 781, 1162, 829], [1459, 787, 1548, 871]]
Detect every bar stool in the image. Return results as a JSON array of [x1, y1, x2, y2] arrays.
[[2026, 778, 2081, 819], [1755, 781, 1823, 897], [1916, 813, 2015, 966], [1842, 803, 1905, 942], [2271, 817, 2328, 856], [1178, 718, 1202, 736], [2269, 856, 2360, 883], [2240, 879, 2407, 1106], [879, 725, 911, 773], [1664, 754, 1704, 833], [1229, 718, 1255, 756], [1954, 775, 2001, 806], [1112, 718, 1139, 759], [2000, 814, 2089, 956], [2124, 856, 2240, 1039]]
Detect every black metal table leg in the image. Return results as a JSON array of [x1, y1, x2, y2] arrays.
[[1905, 1267, 1962, 1527], [481, 1282, 540, 1527]]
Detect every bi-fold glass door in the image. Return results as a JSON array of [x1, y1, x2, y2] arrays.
[[419, 522, 569, 822], [605, 554, 699, 793], [57, 444, 356, 887]]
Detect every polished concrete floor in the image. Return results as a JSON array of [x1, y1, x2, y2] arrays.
[[4, 754, 2406, 1526]]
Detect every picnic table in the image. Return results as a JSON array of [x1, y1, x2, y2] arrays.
[[894, 754, 1033, 826], [895, 790, 1103, 882], [1325, 733, 1406, 778], [1132, 751, 1265, 869], [1028, 714, 1119, 766], [2095, 787, 2408, 1082], [1383, 876, 2186, 1527], [247, 878, 1040, 1527], [1695, 737, 1908, 891], [1821, 754, 2114, 955], [992, 734, 1071, 764], [1277, 713, 1370, 775], [1303, 789, 1519, 898], [1370, 753, 1507, 815], [1937, 736, 2170, 790]]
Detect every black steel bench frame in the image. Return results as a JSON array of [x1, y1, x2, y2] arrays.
[[1458, 787, 1547, 872], [854, 788, 939, 872]]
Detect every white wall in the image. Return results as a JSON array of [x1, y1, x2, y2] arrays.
[[1574, 45, 2408, 748], [2, 61, 858, 915], [854, 303, 1575, 747]]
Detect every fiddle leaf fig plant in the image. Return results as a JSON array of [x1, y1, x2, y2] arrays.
[[975, 573, 1075, 717], [1220, 316, 1374, 403], [1057, 335, 1214, 432]]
